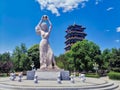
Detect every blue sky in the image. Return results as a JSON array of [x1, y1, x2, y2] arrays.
[[0, 0, 120, 56]]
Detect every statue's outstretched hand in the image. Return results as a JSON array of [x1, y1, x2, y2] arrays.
[[47, 17, 49, 21], [41, 16, 44, 21], [42, 15, 48, 21]]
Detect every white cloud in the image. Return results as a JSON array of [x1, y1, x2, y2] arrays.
[[36, 0, 88, 16], [106, 7, 114, 11], [81, 3, 86, 8], [116, 27, 120, 32], [115, 40, 120, 43], [95, 0, 102, 5]]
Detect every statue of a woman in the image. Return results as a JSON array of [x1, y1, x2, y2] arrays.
[[35, 15, 56, 70]]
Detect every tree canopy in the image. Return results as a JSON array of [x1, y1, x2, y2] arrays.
[[0, 40, 119, 73], [28, 44, 40, 69], [11, 43, 31, 71], [66, 40, 101, 72], [0, 52, 13, 73]]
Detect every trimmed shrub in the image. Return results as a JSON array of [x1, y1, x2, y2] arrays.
[[86, 73, 100, 78], [111, 68, 120, 72], [0, 73, 7, 77], [108, 71, 120, 80]]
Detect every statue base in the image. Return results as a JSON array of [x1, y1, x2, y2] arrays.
[[36, 69, 70, 80], [39, 65, 61, 72], [36, 65, 62, 80], [26, 70, 35, 80], [27, 65, 70, 80], [35, 70, 61, 80]]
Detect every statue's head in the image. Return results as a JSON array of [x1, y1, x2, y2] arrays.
[[41, 22, 48, 31]]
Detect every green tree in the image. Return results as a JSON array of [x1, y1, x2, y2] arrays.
[[110, 48, 120, 72], [56, 54, 71, 70], [64, 51, 74, 71], [0, 52, 13, 74], [0, 52, 11, 61], [0, 54, 1, 60], [12, 43, 31, 71], [68, 40, 101, 72], [28, 44, 40, 69], [101, 48, 120, 72], [101, 49, 111, 70]]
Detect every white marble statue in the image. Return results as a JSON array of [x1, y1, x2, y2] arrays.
[[35, 15, 56, 70]]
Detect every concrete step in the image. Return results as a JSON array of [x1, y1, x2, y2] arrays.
[[75, 83, 119, 90], [85, 82, 119, 90], [0, 77, 119, 90], [0, 81, 119, 90], [92, 82, 114, 89], [99, 84, 119, 90]]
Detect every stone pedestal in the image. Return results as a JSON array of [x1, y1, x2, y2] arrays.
[[35, 69, 70, 80], [36, 71, 60, 80], [27, 69, 70, 80], [26, 70, 35, 80], [60, 71, 70, 80]]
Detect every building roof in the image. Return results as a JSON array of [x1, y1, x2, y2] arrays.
[[66, 24, 86, 32]]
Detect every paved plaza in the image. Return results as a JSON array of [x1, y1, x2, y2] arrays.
[[0, 76, 119, 90]]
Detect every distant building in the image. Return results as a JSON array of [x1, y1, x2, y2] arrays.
[[65, 24, 87, 51]]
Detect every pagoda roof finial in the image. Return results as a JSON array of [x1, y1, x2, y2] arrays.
[[73, 21, 76, 26]]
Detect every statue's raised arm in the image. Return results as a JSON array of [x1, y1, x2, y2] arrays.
[[35, 21, 41, 35], [47, 17, 52, 33]]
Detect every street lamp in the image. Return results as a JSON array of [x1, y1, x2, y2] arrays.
[[31, 62, 34, 70], [93, 62, 99, 74]]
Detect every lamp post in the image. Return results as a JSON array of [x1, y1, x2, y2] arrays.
[[31, 62, 34, 70], [93, 62, 99, 74]]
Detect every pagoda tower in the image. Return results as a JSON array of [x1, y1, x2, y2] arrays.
[[65, 24, 87, 51]]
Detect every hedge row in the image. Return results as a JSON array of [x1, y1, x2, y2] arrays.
[[0, 73, 7, 77], [108, 71, 120, 80], [86, 73, 100, 78]]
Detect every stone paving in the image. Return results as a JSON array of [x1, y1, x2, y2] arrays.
[[0, 77, 102, 87], [0, 76, 119, 90], [100, 76, 120, 87]]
